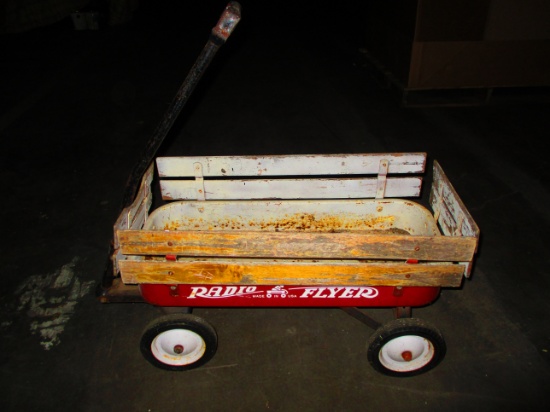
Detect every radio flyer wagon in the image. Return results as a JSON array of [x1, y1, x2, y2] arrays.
[[98, 3, 479, 377]]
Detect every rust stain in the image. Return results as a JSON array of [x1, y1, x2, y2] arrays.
[[162, 212, 397, 233]]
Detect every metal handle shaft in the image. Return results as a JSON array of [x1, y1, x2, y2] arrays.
[[121, 2, 241, 209]]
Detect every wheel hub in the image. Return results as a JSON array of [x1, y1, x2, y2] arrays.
[[379, 335, 434, 372], [401, 350, 413, 362], [151, 328, 206, 366]]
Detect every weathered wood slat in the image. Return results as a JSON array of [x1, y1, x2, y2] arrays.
[[117, 230, 478, 262], [160, 177, 422, 200], [118, 259, 465, 287], [430, 161, 480, 239], [157, 153, 426, 177], [431, 193, 455, 236], [113, 163, 154, 245]]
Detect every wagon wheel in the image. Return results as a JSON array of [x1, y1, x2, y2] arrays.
[[367, 318, 446, 377], [141, 314, 217, 371]]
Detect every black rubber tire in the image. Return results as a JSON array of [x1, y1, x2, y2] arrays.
[[140, 314, 217, 371], [367, 318, 446, 377]]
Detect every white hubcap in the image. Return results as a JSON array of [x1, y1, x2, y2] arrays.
[[379, 335, 434, 372], [151, 329, 206, 366]]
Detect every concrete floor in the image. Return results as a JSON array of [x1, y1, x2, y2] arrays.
[[1, 2, 550, 411]]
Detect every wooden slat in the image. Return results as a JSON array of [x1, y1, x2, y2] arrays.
[[117, 230, 478, 262], [157, 153, 426, 177], [431, 192, 455, 236], [118, 259, 465, 287], [113, 162, 154, 244], [430, 161, 480, 238], [160, 177, 422, 200]]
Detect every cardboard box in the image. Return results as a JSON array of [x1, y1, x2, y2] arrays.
[[365, 0, 550, 90]]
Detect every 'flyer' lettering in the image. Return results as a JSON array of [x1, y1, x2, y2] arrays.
[[297, 287, 378, 299]]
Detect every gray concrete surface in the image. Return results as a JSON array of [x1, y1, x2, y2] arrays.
[[1, 2, 550, 411]]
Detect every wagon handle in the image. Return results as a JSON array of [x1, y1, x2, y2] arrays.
[[120, 2, 241, 210], [99, 3, 241, 297]]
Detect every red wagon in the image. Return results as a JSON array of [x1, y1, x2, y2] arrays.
[[98, 3, 479, 377], [101, 152, 479, 377]]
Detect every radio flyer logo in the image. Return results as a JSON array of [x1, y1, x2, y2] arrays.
[[187, 285, 379, 300]]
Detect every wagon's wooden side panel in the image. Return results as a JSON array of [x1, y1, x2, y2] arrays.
[[111, 163, 154, 275], [430, 161, 480, 277], [157, 153, 427, 201], [113, 163, 155, 237]]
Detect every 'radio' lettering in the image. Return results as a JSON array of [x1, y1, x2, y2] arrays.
[[188, 286, 257, 299]]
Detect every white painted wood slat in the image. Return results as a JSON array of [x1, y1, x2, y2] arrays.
[[160, 177, 422, 200], [157, 153, 426, 177]]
